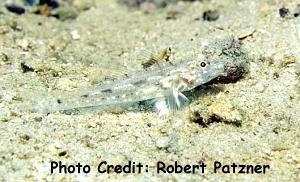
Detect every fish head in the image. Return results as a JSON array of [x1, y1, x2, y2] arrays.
[[195, 58, 225, 85]]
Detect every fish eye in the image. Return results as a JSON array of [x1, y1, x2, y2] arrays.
[[200, 61, 206, 67]]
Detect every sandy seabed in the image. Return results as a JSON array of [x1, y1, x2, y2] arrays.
[[0, 0, 299, 181]]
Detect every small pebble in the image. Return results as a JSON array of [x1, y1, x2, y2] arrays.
[[19, 134, 31, 142], [294, 4, 300, 17], [140, 2, 157, 14], [21, 62, 34, 73], [190, 101, 242, 127], [172, 119, 183, 128], [39, 0, 59, 9], [88, 121, 97, 128], [17, 39, 32, 51], [5, 4, 25, 15], [280, 55, 296, 68], [58, 151, 67, 157], [70, 30, 80, 40], [53, 140, 64, 149], [0, 52, 9, 63], [203, 10, 219, 21], [56, 7, 78, 21], [34, 116, 43, 122], [74, 0, 94, 11], [156, 137, 170, 149], [166, 10, 181, 20], [255, 82, 266, 93], [279, 7, 289, 18]]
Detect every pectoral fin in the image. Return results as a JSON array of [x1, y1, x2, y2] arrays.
[[153, 91, 189, 118]]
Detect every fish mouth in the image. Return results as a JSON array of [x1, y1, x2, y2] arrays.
[[207, 63, 226, 78], [196, 62, 225, 86]]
